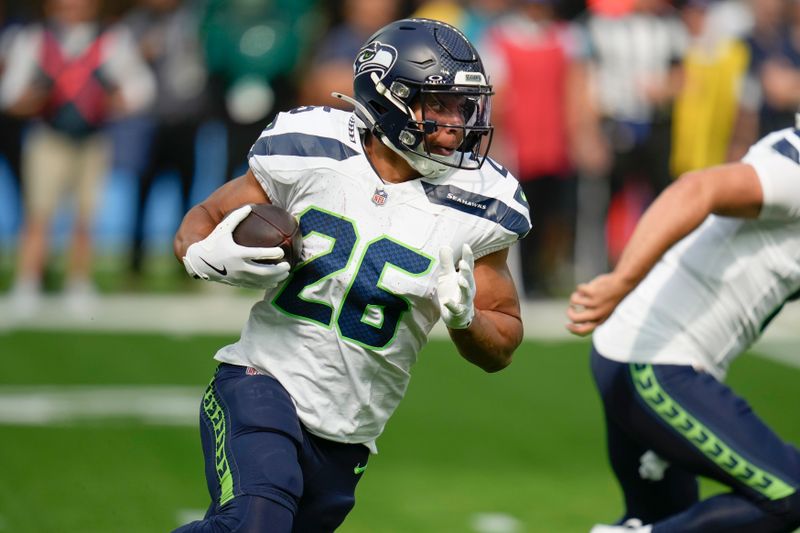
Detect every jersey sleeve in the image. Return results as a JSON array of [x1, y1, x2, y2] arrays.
[[247, 107, 358, 209], [247, 111, 300, 209], [742, 128, 800, 220], [470, 166, 532, 259]]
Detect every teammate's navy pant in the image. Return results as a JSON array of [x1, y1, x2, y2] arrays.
[[591, 345, 800, 532], [173, 363, 369, 533]]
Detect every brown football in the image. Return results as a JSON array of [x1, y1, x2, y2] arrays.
[[231, 204, 303, 268]]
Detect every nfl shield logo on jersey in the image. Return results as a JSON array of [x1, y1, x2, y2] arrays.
[[372, 188, 388, 206]]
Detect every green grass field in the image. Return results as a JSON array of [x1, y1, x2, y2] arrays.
[[1, 331, 798, 532]]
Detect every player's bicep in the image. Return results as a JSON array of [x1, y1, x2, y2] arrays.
[[675, 163, 762, 219], [472, 248, 521, 320], [199, 169, 271, 223], [698, 163, 763, 218]]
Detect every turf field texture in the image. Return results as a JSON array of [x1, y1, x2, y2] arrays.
[[1, 330, 798, 533]]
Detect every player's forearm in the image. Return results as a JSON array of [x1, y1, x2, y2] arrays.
[[173, 204, 218, 261], [174, 171, 273, 262], [566, 169, 742, 335], [448, 308, 523, 372]]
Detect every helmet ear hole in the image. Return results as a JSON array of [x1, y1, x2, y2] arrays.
[[370, 101, 388, 116]]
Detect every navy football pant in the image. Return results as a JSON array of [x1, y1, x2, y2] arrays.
[[173, 364, 369, 533], [591, 346, 800, 532]]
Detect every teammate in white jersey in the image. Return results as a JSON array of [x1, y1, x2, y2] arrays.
[[567, 126, 800, 532], [172, 19, 530, 532]]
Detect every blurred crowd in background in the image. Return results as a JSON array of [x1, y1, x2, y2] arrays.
[[0, 0, 798, 316]]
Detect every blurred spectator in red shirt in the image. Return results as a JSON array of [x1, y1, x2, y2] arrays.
[[482, 0, 605, 297], [1, 0, 154, 317]]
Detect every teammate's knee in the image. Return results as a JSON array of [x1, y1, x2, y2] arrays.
[[781, 491, 800, 527], [172, 495, 294, 533], [759, 490, 800, 530], [291, 492, 357, 532]]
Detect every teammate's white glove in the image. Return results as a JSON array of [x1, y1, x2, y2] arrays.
[[639, 450, 669, 481], [182, 205, 291, 289], [437, 244, 476, 329]]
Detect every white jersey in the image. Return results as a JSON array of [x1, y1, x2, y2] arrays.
[[214, 106, 530, 450], [595, 127, 800, 380]]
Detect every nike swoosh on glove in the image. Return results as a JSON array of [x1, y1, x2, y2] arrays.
[[437, 243, 476, 329], [183, 205, 291, 289]]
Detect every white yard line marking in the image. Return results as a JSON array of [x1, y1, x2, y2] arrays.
[[175, 509, 206, 527], [0, 386, 202, 426], [470, 512, 522, 533]]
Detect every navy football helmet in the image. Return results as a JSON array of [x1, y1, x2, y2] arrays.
[[337, 18, 494, 178]]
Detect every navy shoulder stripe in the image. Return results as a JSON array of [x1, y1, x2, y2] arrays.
[[249, 133, 359, 161], [422, 182, 531, 238], [771, 138, 800, 164], [485, 157, 509, 177]]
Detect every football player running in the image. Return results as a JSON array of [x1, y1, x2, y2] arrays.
[[173, 19, 530, 532], [567, 123, 800, 531]]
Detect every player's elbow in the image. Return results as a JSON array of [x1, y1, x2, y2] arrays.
[[470, 348, 514, 373], [481, 353, 513, 373], [457, 312, 522, 372], [481, 324, 523, 372]]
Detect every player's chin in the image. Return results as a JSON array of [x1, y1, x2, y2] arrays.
[[430, 147, 455, 157]]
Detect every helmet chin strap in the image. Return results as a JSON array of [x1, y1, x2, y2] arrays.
[[381, 135, 455, 178]]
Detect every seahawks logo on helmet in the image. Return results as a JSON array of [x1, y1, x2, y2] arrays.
[[354, 41, 398, 79]]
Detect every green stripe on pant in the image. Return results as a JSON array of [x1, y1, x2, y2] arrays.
[[203, 381, 235, 506], [630, 363, 794, 500]]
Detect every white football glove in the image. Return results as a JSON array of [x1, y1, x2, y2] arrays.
[[437, 243, 476, 329], [182, 205, 291, 289]]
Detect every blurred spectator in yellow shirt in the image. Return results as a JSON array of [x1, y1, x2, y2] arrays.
[[671, 0, 750, 176]]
